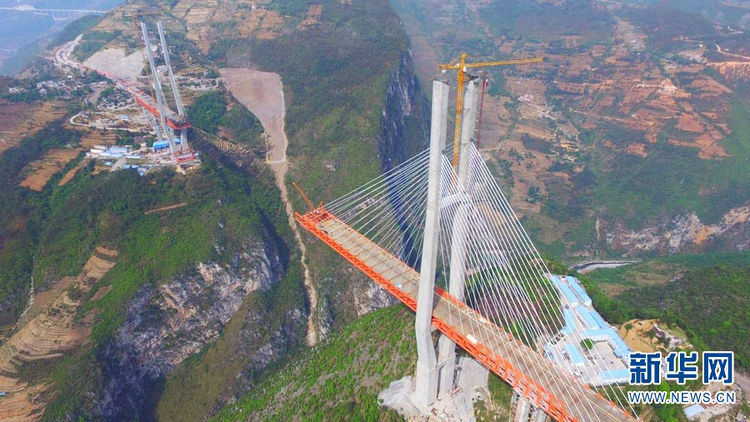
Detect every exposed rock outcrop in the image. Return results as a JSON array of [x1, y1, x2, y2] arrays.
[[603, 203, 750, 255], [378, 52, 430, 172], [96, 240, 283, 420]]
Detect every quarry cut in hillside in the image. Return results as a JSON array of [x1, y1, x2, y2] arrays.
[[220, 68, 318, 346], [83, 48, 144, 83]]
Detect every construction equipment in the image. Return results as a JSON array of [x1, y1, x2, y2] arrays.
[[439, 54, 543, 167], [292, 181, 315, 211]]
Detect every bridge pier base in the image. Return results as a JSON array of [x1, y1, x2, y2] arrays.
[[532, 406, 550, 422], [436, 335, 457, 396], [513, 394, 532, 422], [512, 392, 550, 422]]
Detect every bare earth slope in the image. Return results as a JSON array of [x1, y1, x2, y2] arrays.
[[221, 68, 318, 345]]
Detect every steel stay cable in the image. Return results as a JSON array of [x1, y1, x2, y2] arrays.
[[469, 146, 635, 416]]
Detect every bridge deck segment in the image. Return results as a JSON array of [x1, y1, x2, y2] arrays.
[[296, 209, 634, 422]]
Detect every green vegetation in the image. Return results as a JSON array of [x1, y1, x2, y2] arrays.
[[0, 122, 81, 323], [480, 0, 613, 45], [583, 253, 750, 368], [73, 31, 121, 62], [624, 5, 714, 54], [187, 91, 227, 134], [584, 251, 750, 289], [187, 91, 264, 151], [51, 15, 105, 47], [220, 101, 264, 147], [475, 373, 512, 421], [213, 306, 413, 421], [2, 89, 42, 103], [220, 0, 415, 202], [544, 95, 750, 239], [0, 116, 296, 418], [210, 0, 428, 337], [40, 148, 297, 419], [580, 338, 594, 350]]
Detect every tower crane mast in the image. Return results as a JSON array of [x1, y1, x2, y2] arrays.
[[439, 54, 543, 167]]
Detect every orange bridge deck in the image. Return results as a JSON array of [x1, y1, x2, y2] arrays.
[[296, 208, 634, 422]]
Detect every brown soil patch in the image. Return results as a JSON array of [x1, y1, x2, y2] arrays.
[[252, 10, 284, 40], [298, 4, 323, 30], [618, 319, 659, 353], [0, 376, 49, 422], [16, 276, 76, 328], [477, 95, 510, 150], [220, 67, 318, 345], [144, 202, 188, 215], [626, 143, 647, 157], [57, 165, 82, 187], [221, 68, 285, 163], [0, 101, 66, 157], [78, 129, 117, 149], [618, 319, 689, 354], [235, 8, 284, 40], [711, 61, 750, 80], [19, 149, 81, 192], [676, 113, 704, 133], [177, 0, 283, 51], [670, 132, 728, 159], [690, 75, 732, 96], [619, 86, 656, 114]]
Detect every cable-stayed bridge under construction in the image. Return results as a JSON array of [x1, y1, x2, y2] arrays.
[[295, 79, 638, 422]]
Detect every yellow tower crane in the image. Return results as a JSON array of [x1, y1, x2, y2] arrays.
[[439, 54, 543, 167]]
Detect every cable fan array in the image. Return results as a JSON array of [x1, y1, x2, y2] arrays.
[[308, 145, 636, 421]]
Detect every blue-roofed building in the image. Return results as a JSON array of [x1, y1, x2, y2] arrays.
[[547, 274, 633, 383], [566, 276, 592, 305], [578, 306, 600, 329], [153, 140, 171, 151], [552, 275, 579, 306], [584, 328, 630, 358], [600, 369, 629, 384], [152, 138, 182, 152], [563, 309, 577, 334], [591, 312, 609, 330], [684, 404, 705, 419], [610, 331, 630, 359], [565, 343, 585, 366]]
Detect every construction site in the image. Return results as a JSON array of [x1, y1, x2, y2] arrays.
[[54, 15, 200, 174]]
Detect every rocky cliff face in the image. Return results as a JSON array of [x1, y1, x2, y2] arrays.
[[602, 202, 750, 255], [378, 52, 430, 171], [96, 239, 284, 420], [314, 51, 430, 339]]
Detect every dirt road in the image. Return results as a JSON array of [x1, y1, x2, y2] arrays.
[[221, 68, 318, 346]]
